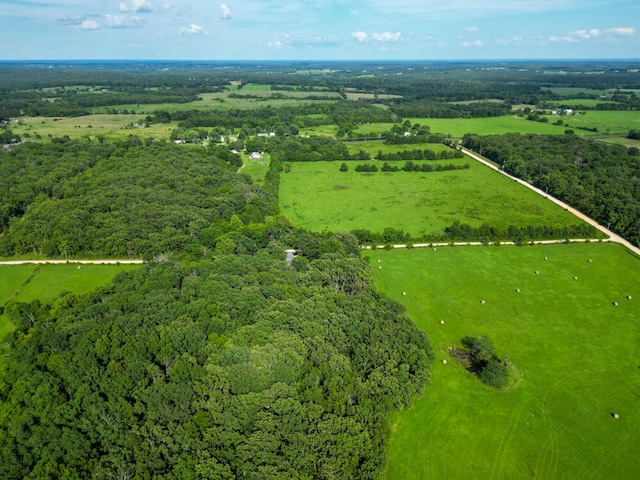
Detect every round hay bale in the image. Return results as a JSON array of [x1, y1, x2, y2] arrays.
[[573, 276, 578, 280], [588, 259, 592, 263], [613, 413, 619, 419], [433, 247, 437, 252], [402, 291, 406, 296], [77, 265, 82, 270], [535, 271, 539, 275], [377, 259, 381, 263], [480, 300, 486, 305], [441, 359, 447, 364], [439, 320, 445, 325], [627, 295, 632, 300], [544, 257, 548, 260], [613, 302, 618, 306], [378, 266, 382, 269], [516, 288, 520, 293]]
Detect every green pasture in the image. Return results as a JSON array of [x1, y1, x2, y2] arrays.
[[555, 111, 640, 135], [346, 141, 453, 157], [238, 153, 271, 183], [0, 263, 141, 350], [90, 89, 341, 114], [300, 125, 340, 136], [547, 99, 617, 108], [407, 116, 573, 138], [279, 158, 584, 238], [352, 122, 395, 136], [368, 242, 640, 480], [600, 137, 640, 149], [16, 115, 178, 141]]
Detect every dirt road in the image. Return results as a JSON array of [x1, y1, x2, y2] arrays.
[[460, 147, 640, 257], [0, 259, 144, 265]]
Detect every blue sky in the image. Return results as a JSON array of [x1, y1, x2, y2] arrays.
[[0, 0, 638, 60]]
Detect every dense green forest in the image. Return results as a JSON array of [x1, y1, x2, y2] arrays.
[[0, 140, 272, 258], [0, 137, 433, 478], [462, 134, 640, 245], [1, 245, 432, 479]]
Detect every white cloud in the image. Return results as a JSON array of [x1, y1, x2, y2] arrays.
[[120, 0, 153, 13], [549, 35, 578, 43], [80, 19, 100, 30], [220, 4, 232, 20], [495, 36, 522, 46], [608, 27, 635, 36], [551, 27, 634, 43], [179, 23, 205, 35], [462, 40, 483, 47], [105, 15, 144, 28], [58, 15, 85, 26], [372, 31, 401, 42], [268, 40, 283, 48], [465, 26, 478, 32], [351, 31, 368, 42]]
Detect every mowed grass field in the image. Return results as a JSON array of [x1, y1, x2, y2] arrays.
[[557, 111, 640, 135], [408, 116, 572, 137], [16, 114, 178, 141], [0, 263, 141, 362], [367, 242, 640, 479], [279, 158, 584, 238]]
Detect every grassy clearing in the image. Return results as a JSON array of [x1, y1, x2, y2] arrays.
[[16, 115, 178, 141], [90, 89, 341, 114], [368, 242, 640, 480], [556, 111, 640, 135], [279, 158, 584, 238], [408, 116, 573, 137], [0, 263, 141, 353], [548, 99, 619, 108], [238, 153, 271, 183]]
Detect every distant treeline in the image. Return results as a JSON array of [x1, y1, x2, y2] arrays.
[[348, 162, 469, 173], [350, 221, 599, 246], [375, 148, 465, 160]]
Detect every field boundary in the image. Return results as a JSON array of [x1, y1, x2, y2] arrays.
[[460, 147, 640, 257], [0, 259, 144, 266]]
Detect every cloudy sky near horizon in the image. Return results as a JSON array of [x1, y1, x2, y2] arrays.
[[1, 0, 638, 60]]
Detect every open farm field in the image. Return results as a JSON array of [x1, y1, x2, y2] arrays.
[[600, 137, 640, 149], [369, 242, 640, 480], [556, 110, 640, 135], [279, 158, 584, 238], [91, 89, 341, 114], [0, 263, 141, 366], [15, 114, 177, 140], [346, 141, 453, 157], [408, 116, 573, 137], [547, 99, 620, 108], [300, 124, 340, 136], [352, 122, 395, 136]]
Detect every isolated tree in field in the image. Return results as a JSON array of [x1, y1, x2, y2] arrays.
[[460, 335, 494, 367], [340, 162, 348, 172]]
